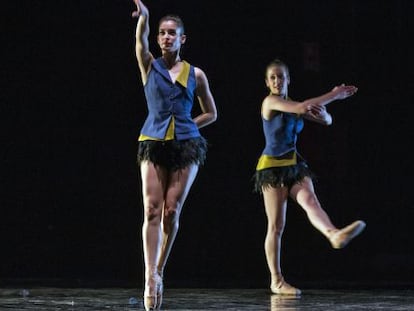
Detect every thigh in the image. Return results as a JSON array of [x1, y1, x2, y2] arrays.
[[140, 161, 168, 205], [165, 164, 199, 209], [289, 176, 320, 208], [262, 186, 289, 227]]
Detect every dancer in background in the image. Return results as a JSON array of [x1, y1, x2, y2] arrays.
[[132, 1, 217, 309], [253, 58, 366, 296]]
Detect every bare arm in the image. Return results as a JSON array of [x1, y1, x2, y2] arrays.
[[132, 0, 153, 84], [262, 95, 310, 117], [302, 84, 357, 125], [262, 84, 358, 120], [302, 84, 358, 107], [193, 67, 217, 129], [303, 105, 333, 125]]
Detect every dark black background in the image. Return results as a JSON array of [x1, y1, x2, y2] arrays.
[[1, 0, 413, 288]]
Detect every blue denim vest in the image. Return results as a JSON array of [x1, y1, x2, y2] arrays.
[[262, 112, 304, 156], [139, 58, 201, 140]]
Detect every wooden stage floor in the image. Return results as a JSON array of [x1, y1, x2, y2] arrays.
[[1, 286, 414, 310]]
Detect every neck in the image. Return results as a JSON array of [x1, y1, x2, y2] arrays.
[[162, 53, 181, 68]]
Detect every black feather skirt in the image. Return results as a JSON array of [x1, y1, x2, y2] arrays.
[[137, 137, 208, 171], [253, 161, 316, 193]]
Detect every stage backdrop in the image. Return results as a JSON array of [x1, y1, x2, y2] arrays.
[[1, 0, 413, 288]]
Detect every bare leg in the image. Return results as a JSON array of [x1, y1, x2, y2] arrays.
[[149, 164, 198, 309], [157, 164, 199, 276], [290, 176, 366, 248], [289, 177, 337, 238], [262, 186, 288, 282], [263, 186, 301, 295], [140, 161, 167, 310]]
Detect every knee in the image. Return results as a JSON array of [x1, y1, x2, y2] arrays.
[[268, 222, 285, 237], [163, 200, 180, 228], [143, 200, 162, 223], [305, 196, 321, 211]]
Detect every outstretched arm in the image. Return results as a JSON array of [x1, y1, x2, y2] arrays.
[[132, 0, 153, 84], [302, 84, 357, 124], [193, 68, 218, 129], [262, 84, 358, 120], [303, 84, 358, 107]]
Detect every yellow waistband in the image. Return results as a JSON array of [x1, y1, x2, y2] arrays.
[[256, 152, 297, 170]]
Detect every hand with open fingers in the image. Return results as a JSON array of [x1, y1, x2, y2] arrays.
[[131, 0, 141, 18], [332, 84, 358, 100]]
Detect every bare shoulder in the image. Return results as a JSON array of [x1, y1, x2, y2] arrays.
[[194, 66, 210, 87], [194, 66, 207, 79], [262, 94, 279, 107], [262, 95, 271, 104]]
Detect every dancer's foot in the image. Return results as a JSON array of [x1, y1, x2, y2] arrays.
[[270, 277, 301, 296], [143, 272, 162, 311], [155, 274, 163, 310], [329, 220, 366, 249]]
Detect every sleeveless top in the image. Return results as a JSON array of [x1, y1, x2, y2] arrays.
[[256, 111, 304, 170], [139, 57, 201, 141]]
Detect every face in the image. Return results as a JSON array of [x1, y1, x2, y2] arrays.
[[265, 65, 289, 96], [157, 20, 186, 53]]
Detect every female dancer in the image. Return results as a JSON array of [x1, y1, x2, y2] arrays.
[[254, 59, 366, 295], [132, 1, 217, 309]]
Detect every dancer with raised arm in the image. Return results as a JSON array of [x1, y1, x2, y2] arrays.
[[132, 1, 217, 309]]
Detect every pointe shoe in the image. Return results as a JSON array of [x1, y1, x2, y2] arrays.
[[155, 276, 163, 310], [329, 220, 366, 249], [270, 278, 301, 296], [143, 273, 162, 311], [143, 294, 157, 311]]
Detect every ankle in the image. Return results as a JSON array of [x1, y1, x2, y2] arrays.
[[326, 227, 338, 238], [271, 273, 284, 286], [145, 266, 158, 277]]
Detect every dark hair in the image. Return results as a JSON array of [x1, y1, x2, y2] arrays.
[[158, 15, 185, 34], [265, 59, 290, 82]]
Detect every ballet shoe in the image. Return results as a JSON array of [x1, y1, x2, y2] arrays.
[[329, 220, 366, 249], [143, 295, 157, 311], [270, 278, 301, 296], [143, 286, 157, 311], [155, 276, 163, 310], [143, 273, 162, 310]]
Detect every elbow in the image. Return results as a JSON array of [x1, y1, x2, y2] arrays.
[[210, 111, 218, 123], [326, 115, 333, 126], [324, 119, 333, 126], [315, 117, 332, 126], [321, 112, 332, 126], [197, 111, 217, 129], [205, 110, 217, 124]]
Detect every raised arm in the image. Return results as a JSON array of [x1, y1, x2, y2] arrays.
[[193, 67, 218, 129], [132, 0, 153, 84]]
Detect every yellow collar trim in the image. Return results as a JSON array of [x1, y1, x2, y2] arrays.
[[175, 61, 190, 88]]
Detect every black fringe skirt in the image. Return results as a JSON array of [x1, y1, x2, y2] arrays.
[[137, 137, 208, 171], [253, 161, 316, 194]]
